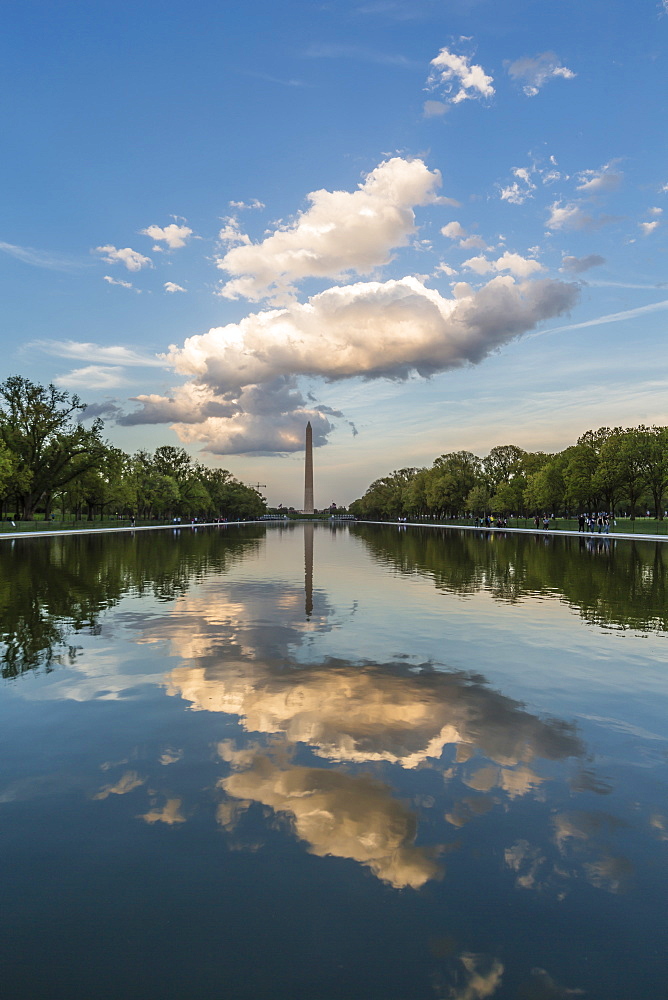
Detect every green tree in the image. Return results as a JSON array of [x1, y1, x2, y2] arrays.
[[490, 481, 519, 515], [598, 429, 647, 519], [636, 425, 668, 519], [179, 478, 213, 517], [0, 376, 105, 520], [428, 452, 482, 516], [150, 474, 181, 517], [350, 469, 421, 519], [152, 445, 193, 482], [73, 445, 136, 520], [483, 445, 527, 491], [466, 483, 490, 516], [0, 439, 15, 499], [524, 453, 567, 512], [217, 480, 265, 519], [563, 428, 614, 511], [403, 469, 431, 517]]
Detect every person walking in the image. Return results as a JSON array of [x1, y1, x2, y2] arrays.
[[578, 513, 585, 532]]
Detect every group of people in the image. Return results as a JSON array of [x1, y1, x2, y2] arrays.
[[578, 513, 613, 534], [475, 516, 508, 528]]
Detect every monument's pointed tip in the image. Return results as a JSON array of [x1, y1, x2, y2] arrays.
[[306, 420, 312, 428]]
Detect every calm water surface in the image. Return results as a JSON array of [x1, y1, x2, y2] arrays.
[[1, 524, 667, 999]]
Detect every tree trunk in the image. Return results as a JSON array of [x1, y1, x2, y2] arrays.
[[21, 493, 42, 521], [651, 487, 664, 519]]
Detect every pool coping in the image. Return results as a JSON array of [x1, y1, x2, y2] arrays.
[[355, 520, 668, 542], [2, 518, 668, 543]]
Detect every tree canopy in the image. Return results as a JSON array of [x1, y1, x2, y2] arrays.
[[350, 425, 668, 521], [0, 376, 266, 522]]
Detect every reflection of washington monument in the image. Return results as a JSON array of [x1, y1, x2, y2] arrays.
[[304, 521, 313, 619], [304, 420, 314, 514]]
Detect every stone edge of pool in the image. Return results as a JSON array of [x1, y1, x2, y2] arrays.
[[2, 519, 668, 543]]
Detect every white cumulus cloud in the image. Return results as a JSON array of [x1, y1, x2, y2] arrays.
[[229, 198, 265, 210], [164, 281, 187, 293], [121, 272, 577, 454], [499, 183, 527, 205], [459, 234, 488, 250], [441, 221, 466, 239], [576, 163, 623, 194], [168, 275, 575, 387], [217, 157, 443, 302], [559, 254, 606, 274], [427, 46, 495, 104], [546, 202, 614, 232], [140, 223, 193, 249], [462, 252, 543, 277], [95, 245, 152, 271], [218, 217, 252, 246], [639, 220, 660, 235], [441, 222, 488, 249], [506, 52, 576, 96], [103, 275, 134, 289], [499, 166, 537, 205]]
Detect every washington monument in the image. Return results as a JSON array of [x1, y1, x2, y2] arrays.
[[304, 421, 314, 514]]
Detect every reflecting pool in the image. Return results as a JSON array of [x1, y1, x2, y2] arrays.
[[1, 524, 667, 999]]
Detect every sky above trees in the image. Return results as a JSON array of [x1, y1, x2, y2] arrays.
[[1, 0, 666, 506]]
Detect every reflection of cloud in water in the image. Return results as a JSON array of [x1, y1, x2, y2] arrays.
[[449, 953, 504, 1000], [169, 659, 582, 771], [216, 798, 252, 832], [138, 797, 186, 825], [446, 795, 495, 828], [524, 967, 586, 997], [220, 754, 441, 889], [463, 762, 546, 798], [504, 839, 546, 890], [650, 814, 668, 841], [504, 811, 636, 896], [584, 854, 633, 894], [552, 810, 624, 853], [93, 770, 145, 800], [148, 576, 334, 664]]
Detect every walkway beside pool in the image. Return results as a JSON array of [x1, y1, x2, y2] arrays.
[[2, 518, 668, 543], [358, 520, 668, 543], [0, 519, 247, 541]]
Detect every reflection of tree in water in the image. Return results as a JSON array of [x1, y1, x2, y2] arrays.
[[354, 526, 668, 632], [0, 527, 263, 678]]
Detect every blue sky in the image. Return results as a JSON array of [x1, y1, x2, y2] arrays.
[[1, 0, 666, 506]]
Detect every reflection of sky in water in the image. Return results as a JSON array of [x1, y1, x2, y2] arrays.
[[0, 524, 667, 999]]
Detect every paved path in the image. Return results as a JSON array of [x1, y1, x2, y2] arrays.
[[359, 520, 668, 543], [0, 520, 245, 541], [1, 519, 667, 543]]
